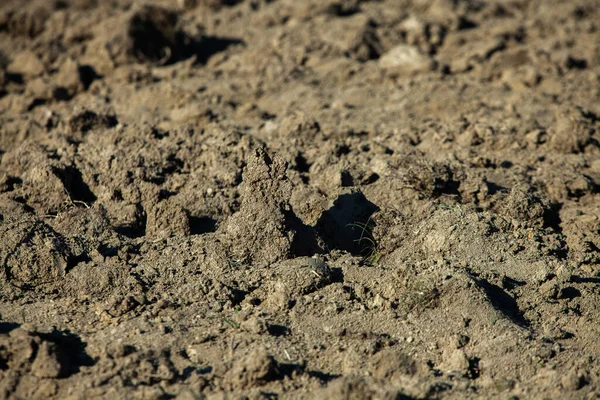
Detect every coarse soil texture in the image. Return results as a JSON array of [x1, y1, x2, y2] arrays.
[[1, 0, 600, 399]]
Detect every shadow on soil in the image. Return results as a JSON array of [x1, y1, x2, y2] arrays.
[[472, 277, 530, 328], [315, 191, 379, 256]]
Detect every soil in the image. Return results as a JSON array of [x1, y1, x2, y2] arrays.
[[1, 0, 600, 399]]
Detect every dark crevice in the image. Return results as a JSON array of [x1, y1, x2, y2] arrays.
[[267, 324, 289, 337], [558, 287, 581, 300], [189, 216, 218, 235], [78, 65, 99, 89], [114, 205, 146, 238], [284, 209, 322, 257], [315, 191, 379, 256], [55, 166, 97, 205], [27, 98, 47, 111], [543, 202, 563, 233], [65, 253, 92, 274], [467, 357, 481, 379], [294, 153, 311, 173]]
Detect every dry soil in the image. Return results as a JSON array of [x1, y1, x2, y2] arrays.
[[1, 0, 600, 399]]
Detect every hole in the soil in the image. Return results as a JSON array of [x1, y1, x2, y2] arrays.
[[147, 156, 184, 184], [467, 357, 481, 379], [566, 56, 587, 70], [248, 297, 262, 306], [229, 287, 248, 306], [457, 16, 478, 30], [54, 0, 69, 9], [68, 110, 118, 134], [78, 65, 99, 89], [306, 370, 341, 383], [543, 202, 563, 233], [115, 205, 146, 238], [128, 6, 178, 63], [341, 170, 354, 187], [363, 172, 379, 185], [158, 189, 177, 200], [294, 153, 311, 173], [65, 253, 91, 274], [181, 366, 212, 379], [97, 244, 118, 258], [501, 276, 525, 291], [189, 216, 218, 235], [151, 127, 169, 139], [267, 324, 289, 337], [0, 176, 22, 192], [570, 276, 600, 284], [486, 181, 507, 196], [52, 87, 71, 101], [185, 30, 241, 60], [315, 191, 379, 256], [111, 189, 124, 201], [115, 225, 145, 239], [335, 144, 351, 157]]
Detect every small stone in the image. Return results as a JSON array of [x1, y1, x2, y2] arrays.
[[379, 45, 434, 75]]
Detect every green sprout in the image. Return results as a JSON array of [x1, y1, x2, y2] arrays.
[[223, 306, 241, 329], [347, 217, 380, 266]]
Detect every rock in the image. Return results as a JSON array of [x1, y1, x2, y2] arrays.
[[379, 45, 434, 75]]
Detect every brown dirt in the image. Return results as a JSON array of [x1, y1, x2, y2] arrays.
[[1, 0, 600, 399]]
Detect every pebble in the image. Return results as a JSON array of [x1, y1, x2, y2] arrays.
[[379, 45, 434, 74]]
